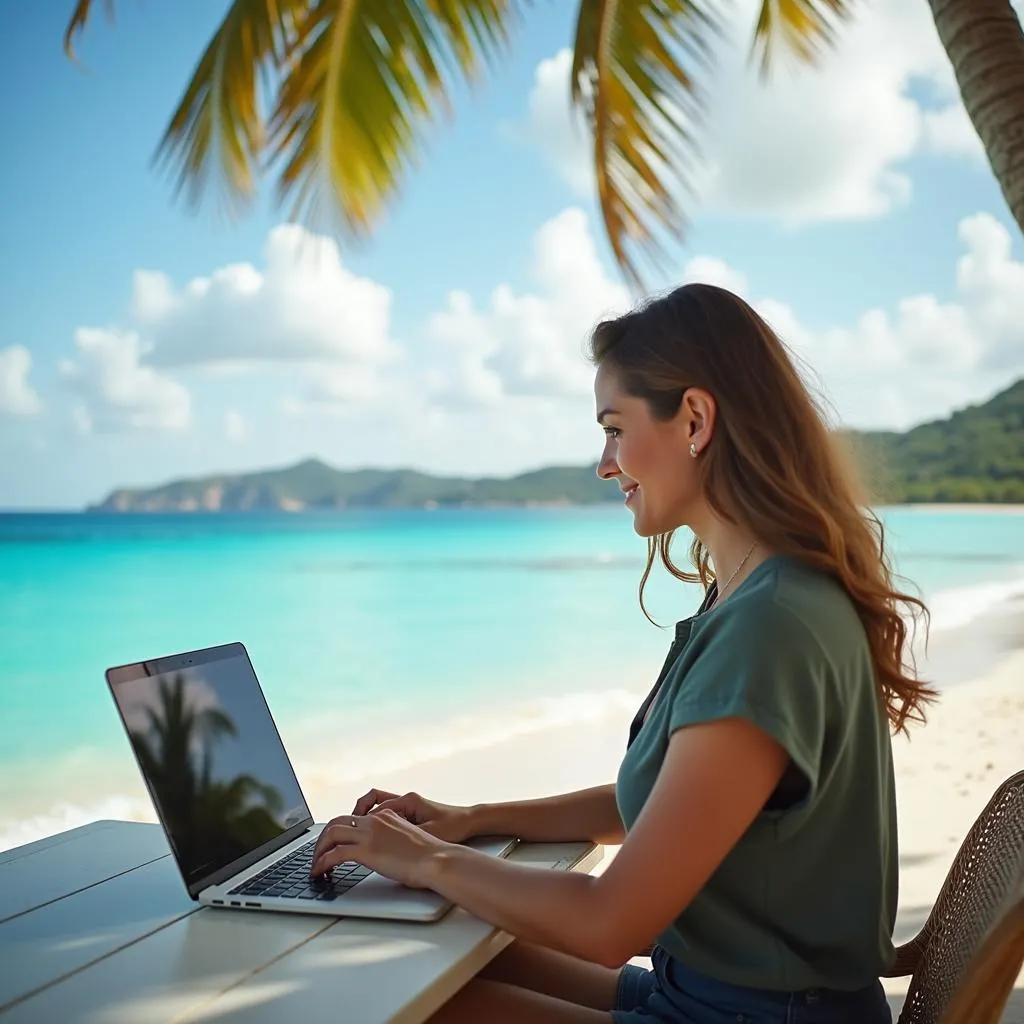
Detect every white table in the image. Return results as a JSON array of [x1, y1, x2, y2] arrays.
[[0, 820, 602, 1023]]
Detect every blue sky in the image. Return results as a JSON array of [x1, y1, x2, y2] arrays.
[[1, 0, 1022, 508]]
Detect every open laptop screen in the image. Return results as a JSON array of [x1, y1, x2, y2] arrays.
[[107, 643, 312, 897]]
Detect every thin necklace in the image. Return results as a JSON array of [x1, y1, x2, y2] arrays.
[[708, 542, 757, 610]]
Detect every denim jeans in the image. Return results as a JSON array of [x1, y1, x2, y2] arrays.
[[612, 946, 892, 1024]]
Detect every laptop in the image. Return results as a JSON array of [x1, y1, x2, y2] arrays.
[[105, 641, 518, 921]]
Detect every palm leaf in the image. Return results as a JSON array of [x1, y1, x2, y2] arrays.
[[268, 0, 520, 240], [64, 1, 306, 214], [751, 0, 853, 75], [571, 0, 720, 290], [64, 0, 116, 59], [155, 0, 308, 216]]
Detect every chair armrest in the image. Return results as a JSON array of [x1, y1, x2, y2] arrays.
[[882, 935, 927, 978]]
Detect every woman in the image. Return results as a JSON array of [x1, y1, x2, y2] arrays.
[[310, 284, 935, 1023]]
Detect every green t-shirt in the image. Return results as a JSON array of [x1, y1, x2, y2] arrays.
[[616, 554, 897, 991]]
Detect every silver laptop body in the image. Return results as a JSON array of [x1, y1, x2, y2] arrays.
[[106, 642, 516, 922]]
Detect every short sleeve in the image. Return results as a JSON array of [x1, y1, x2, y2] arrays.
[[668, 606, 829, 799]]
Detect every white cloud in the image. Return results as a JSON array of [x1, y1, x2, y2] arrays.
[[133, 224, 398, 372], [223, 409, 247, 443], [700, 0, 936, 221], [282, 361, 393, 419], [686, 212, 1024, 428], [518, 0, 996, 222], [55, 224, 409, 439], [413, 206, 1024, 444], [425, 291, 504, 407], [59, 328, 191, 433], [955, 213, 1024, 370], [306, 206, 1023, 473], [35, 202, 1024, 498], [428, 208, 631, 402], [309, 363, 388, 404], [681, 256, 748, 295], [518, 50, 591, 194], [922, 104, 985, 161], [277, 209, 632, 469], [0, 346, 42, 418]]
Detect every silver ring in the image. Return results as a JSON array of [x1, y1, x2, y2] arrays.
[[349, 816, 357, 828]]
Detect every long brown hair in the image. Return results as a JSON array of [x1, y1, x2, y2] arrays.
[[588, 283, 935, 733]]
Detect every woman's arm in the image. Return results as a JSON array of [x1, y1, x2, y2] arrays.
[[423, 718, 787, 967], [468, 783, 625, 845]]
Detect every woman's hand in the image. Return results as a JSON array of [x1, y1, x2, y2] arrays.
[[351, 788, 478, 844], [309, 810, 448, 888]]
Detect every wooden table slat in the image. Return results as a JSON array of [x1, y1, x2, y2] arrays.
[[0, 856, 196, 1014], [0, 905, 338, 1023], [0, 820, 171, 925], [187, 909, 513, 1024]]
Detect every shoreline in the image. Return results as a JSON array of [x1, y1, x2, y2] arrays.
[[0, 685, 652, 854], [1, 617, 1021, 849], [1, 602, 1022, 853], [2, 587, 1022, 855], [3, 502, 1024, 516]]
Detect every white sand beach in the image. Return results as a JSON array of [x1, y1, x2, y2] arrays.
[[882, 646, 1024, 1019]]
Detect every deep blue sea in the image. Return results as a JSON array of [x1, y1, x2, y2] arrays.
[[2, 506, 1023, 848]]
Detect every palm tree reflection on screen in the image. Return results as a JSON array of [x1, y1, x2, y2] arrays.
[[129, 673, 285, 873]]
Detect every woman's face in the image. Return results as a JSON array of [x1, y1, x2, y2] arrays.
[[594, 364, 710, 538]]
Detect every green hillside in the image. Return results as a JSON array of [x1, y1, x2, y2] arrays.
[[91, 378, 1024, 510], [849, 378, 1024, 503], [91, 459, 616, 511]]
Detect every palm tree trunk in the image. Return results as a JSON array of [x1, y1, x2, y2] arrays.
[[926, 0, 1024, 235]]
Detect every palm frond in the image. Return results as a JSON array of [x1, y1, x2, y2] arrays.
[[154, 0, 308, 217], [64, 0, 117, 59], [571, 0, 720, 290], [751, 0, 853, 75], [268, 0, 520, 240], [64, 0, 305, 214]]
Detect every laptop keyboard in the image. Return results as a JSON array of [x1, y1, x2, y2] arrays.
[[228, 838, 372, 901]]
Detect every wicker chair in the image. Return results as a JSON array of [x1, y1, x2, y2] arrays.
[[884, 769, 1024, 1024], [941, 879, 1024, 1024]]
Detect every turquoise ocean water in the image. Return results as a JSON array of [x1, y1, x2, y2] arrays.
[[2, 506, 1023, 848]]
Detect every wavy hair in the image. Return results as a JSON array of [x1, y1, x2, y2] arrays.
[[589, 283, 935, 734]]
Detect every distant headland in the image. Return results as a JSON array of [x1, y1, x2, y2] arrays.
[[90, 379, 1024, 511]]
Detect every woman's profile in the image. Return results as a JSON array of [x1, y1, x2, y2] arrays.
[[311, 283, 935, 1023]]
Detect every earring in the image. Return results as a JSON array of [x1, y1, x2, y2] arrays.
[[689, 442, 699, 459]]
